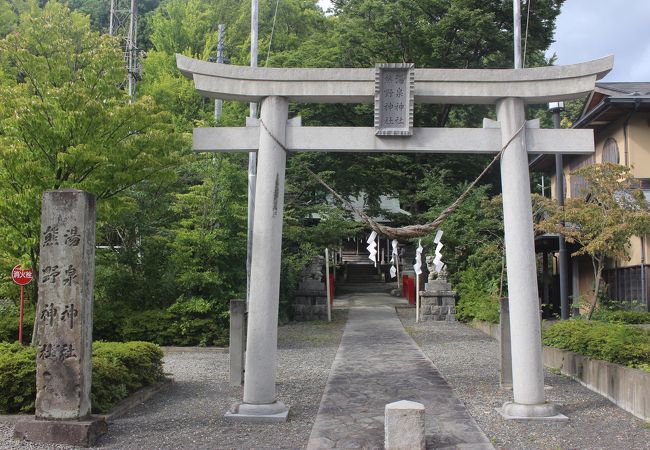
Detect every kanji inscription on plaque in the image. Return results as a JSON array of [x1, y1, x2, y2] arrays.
[[374, 63, 414, 136]]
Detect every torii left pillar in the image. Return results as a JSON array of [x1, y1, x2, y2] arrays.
[[226, 96, 290, 422]]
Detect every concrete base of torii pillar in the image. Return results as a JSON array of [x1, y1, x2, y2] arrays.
[[495, 97, 566, 421], [225, 96, 290, 423]]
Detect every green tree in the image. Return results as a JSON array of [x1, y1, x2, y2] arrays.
[[536, 163, 650, 318], [169, 154, 248, 303], [0, 0, 38, 36], [282, 0, 564, 234], [0, 3, 183, 307]]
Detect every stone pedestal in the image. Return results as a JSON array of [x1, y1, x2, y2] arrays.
[[420, 279, 455, 321], [419, 290, 456, 321], [225, 401, 289, 423], [14, 417, 107, 447], [293, 256, 328, 321], [15, 190, 106, 446]]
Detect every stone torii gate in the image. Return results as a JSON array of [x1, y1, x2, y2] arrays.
[[177, 54, 613, 422]]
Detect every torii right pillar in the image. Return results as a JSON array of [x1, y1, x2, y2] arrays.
[[497, 97, 564, 420]]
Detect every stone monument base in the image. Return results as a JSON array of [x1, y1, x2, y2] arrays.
[[496, 402, 567, 421], [225, 401, 289, 423], [293, 288, 328, 321], [293, 256, 328, 321], [419, 290, 456, 321], [14, 416, 107, 447]]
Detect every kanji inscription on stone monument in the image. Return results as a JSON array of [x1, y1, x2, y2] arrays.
[[15, 190, 104, 450], [35, 190, 96, 420], [374, 63, 414, 136]]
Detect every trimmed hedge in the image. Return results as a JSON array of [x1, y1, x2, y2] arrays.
[[591, 309, 650, 324], [542, 320, 650, 371], [0, 343, 36, 413], [90, 341, 165, 412], [0, 341, 164, 414]]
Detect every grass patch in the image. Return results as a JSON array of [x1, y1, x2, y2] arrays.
[[403, 325, 417, 335]]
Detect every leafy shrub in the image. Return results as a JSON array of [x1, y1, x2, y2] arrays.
[[92, 298, 125, 342], [120, 309, 177, 345], [0, 343, 36, 413], [455, 244, 502, 324], [542, 320, 650, 371], [118, 297, 228, 346], [166, 296, 228, 346], [278, 243, 319, 322], [591, 308, 650, 324], [0, 303, 34, 343], [0, 341, 164, 414]]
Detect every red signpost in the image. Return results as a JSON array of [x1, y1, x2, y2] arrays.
[[11, 264, 33, 345]]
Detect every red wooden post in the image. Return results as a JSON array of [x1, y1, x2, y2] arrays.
[[19, 286, 24, 344]]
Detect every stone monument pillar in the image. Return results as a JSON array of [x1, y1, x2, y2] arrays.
[[15, 190, 106, 446]]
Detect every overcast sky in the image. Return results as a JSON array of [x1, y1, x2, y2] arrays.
[[546, 0, 650, 81], [317, 1, 649, 82]]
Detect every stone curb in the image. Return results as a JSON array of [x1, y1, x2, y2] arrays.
[[98, 377, 174, 422], [469, 320, 650, 422], [1, 378, 173, 425], [161, 346, 228, 354], [543, 347, 650, 422]]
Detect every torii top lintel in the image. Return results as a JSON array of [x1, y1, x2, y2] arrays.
[[176, 54, 613, 105]]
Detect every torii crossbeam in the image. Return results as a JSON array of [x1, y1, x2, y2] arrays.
[[177, 54, 613, 422]]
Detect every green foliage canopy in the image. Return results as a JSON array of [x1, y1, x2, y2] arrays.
[[0, 3, 183, 301]]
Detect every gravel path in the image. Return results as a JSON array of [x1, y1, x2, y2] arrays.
[[396, 307, 650, 450], [0, 310, 347, 450]]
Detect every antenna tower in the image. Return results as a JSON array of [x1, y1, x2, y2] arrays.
[[109, 0, 141, 99]]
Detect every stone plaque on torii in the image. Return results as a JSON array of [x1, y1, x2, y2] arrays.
[[177, 54, 613, 421]]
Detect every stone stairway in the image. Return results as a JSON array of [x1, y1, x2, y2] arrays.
[[338, 262, 391, 294]]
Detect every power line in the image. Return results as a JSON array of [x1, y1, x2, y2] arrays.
[[265, 0, 281, 67]]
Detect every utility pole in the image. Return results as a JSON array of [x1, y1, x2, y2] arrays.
[[513, 0, 522, 69], [126, 0, 138, 99], [549, 102, 570, 319], [246, 0, 259, 303], [110, 0, 140, 100], [214, 24, 225, 122]]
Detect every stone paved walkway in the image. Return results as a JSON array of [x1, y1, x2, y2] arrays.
[[307, 294, 494, 449]]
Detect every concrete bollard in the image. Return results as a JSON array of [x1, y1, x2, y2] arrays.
[[499, 297, 512, 388], [229, 299, 246, 387], [385, 400, 425, 450]]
